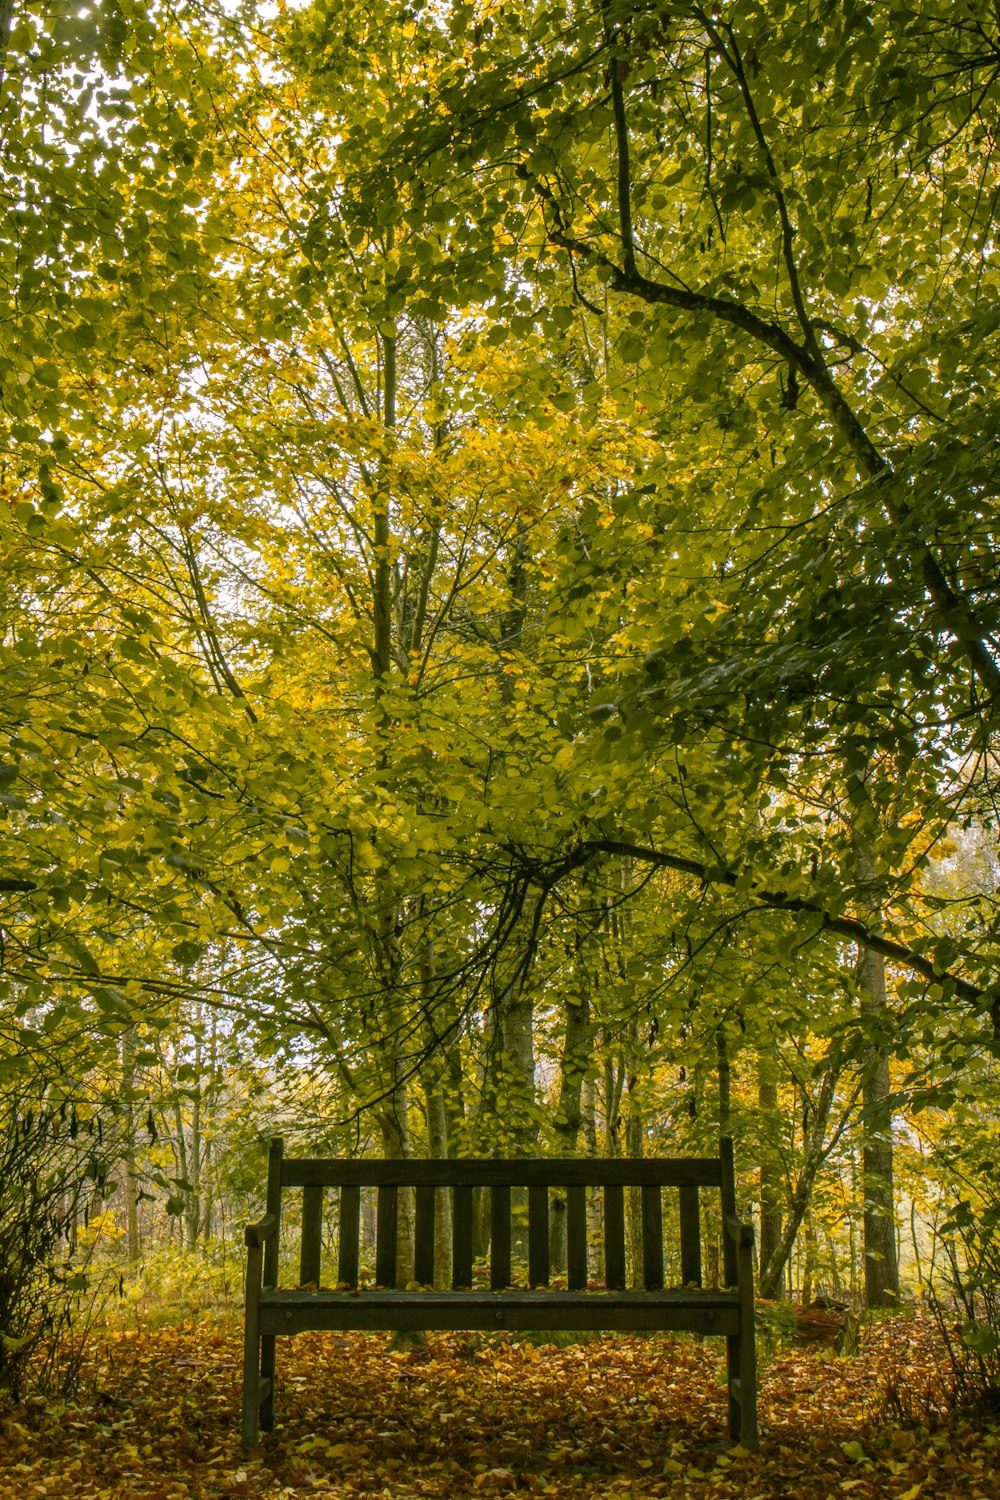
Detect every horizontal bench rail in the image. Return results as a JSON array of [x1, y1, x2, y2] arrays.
[[280, 1157, 724, 1189]]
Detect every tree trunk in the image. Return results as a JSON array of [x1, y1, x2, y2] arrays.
[[852, 768, 900, 1309], [800, 1212, 817, 1304], [625, 1052, 644, 1290], [550, 985, 592, 1271], [377, 1039, 414, 1286], [121, 1034, 141, 1265], [499, 993, 537, 1152], [603, 1032, 625, 1157], [186, 1032, 202, 1254], [171, 1092, 190, 1250], [422, 1078, 452, 1287], [421, 939, 454, 1290], [202, 1015, 218, 1243], [582, 1077, 601, 1284], [758, 1056, 784, 1299], [858, 938, 899, 1308], [716, 1024, 732, 1136], [470, 1002, 496, 1259], [757, 1040, 843, 1300], [499, 985, 537, 1262]]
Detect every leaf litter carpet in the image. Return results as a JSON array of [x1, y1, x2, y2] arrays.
[[0, 1318, 997, 1499]]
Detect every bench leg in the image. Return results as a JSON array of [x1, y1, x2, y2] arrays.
[[726, 1331, 758, 1451], [726, 1333, 740, 1443], [260, 1334, 276, 1431], [242, 1291, 262, 1446], [242, 1238, 276, 1445], [738, 1325, 758, 1450]]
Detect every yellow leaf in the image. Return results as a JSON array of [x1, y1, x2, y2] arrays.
[[356, 840, 381, 871]]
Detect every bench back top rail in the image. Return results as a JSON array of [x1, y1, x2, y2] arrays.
[[277, 1156, 725, 1188], [264, 1140, 738, 1294]]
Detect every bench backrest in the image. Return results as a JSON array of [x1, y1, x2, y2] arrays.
[[261, 1139, 740, 1293]]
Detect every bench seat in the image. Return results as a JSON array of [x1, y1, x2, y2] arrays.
[[256, 1286, 744, 1335]]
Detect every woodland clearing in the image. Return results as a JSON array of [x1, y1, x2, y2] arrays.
[[0, 1316, 996, 1500], [5, 3, 1000, 1491]]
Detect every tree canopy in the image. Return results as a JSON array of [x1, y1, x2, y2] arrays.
[[2, 0, 1000, 1318]]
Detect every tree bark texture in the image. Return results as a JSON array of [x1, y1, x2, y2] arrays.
[[758, 1057, 784, 1300]]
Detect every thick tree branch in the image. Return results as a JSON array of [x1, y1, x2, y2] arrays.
[[700, 9, 823, 365], [543, 212, 1000, 706], [604, 7, 637, 279], [520, 836, 989, 1009]]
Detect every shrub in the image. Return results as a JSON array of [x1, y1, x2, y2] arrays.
[[0, 1098, 113, 1398], [929, 1195, 1000, 1415]]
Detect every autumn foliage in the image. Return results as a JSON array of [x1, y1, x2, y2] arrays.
[[5, 0, 1000, 1490], [0, 1318, 997, 1500]]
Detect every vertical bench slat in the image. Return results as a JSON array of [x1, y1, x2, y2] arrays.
[[263, 1138, 283, 1288], [566, 1185, 588, 1290], [604, 1183, 626, 1290], [452, 1183, 474, 1287], [376, 1185, 398, 1287], [641, 1185, 664, 1290], [528, 1184, 549, 1287], [300, 1184, 324, 1286], [491, 1185, 511, 1289], [414, 1183, 436, 1285], [679, 1184, 702, 1286], [720, 1136, 738, 1288], [338, 1184, 361, 1287]]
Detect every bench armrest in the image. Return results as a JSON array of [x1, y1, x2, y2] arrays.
[[724, 1212, 755, 1250], [245, 1213, 279, 1249]]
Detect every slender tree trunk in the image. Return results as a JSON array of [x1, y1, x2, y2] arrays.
[[422, 1077, 452, 1287], [757, 1041, 843, 1300], [625, 1046, 644, 1290], [125, 1158, 141, 1265], [497, 981, 537, 1262], [852, 768, 900, 1309], [470, 1002, 496, 1258], [187, 1033, 202, 1254], [121, 1033, 141, 1265], [716, 1024, 732, 1136], [419, 936, 453, 1287], [377, 1040, 414, 1285], [758, 1055, 784, 1299], [366, 309, 419, 1294], [858, 937, 899, 1307], [500, 994, 537, 1151], [171, 1090, 190, 1250], [823, 1222, 843, 1297], [582, 1077, 601, 1284], [550, 984, 592, 1271], [553, 995, 590, 1148], [801, 1212, 817, 1304], [202, 1014, 218, 1243]]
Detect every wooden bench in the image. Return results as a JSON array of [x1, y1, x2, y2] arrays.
[[242, 1138, 758, 1449]]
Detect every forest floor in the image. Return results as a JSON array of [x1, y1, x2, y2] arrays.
[[0, 1315, 997, 1500]]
